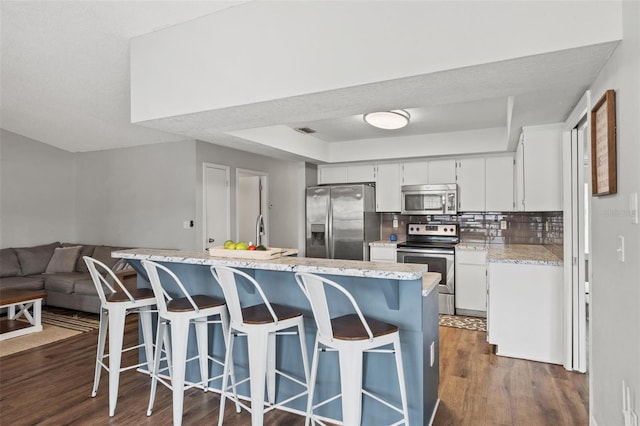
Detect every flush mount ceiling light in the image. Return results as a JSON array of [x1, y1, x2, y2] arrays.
[[363, 109, 410, 130]]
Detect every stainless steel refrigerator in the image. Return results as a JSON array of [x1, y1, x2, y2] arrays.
[[306, 184, 380, 260]]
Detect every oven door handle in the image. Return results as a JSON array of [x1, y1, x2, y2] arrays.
[[397, 248, 455, 256]]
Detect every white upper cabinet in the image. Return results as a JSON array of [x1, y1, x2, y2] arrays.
[[456, 158, 486, 212], [518, 124, 563, 211], [485, 156, 515, 212], [318, 164, 375, 185], [375, 163, 402, 212], [401, 161, 429, 185], [428, 159, 457, 184]]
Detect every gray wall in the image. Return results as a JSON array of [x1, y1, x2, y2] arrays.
[[589, 2, 640, 424], [0, 130, 76, 247], [195, 141, 303, 251], [75, 141, 197, 249]]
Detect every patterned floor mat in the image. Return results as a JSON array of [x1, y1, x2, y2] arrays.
[[40, 307, 101, 332], [439, 314, 486, 332]]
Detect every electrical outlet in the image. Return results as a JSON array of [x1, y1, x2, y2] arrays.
[[393, 218, 399, 229], [500, 220, 508, 230], [182, 221, 190, 229]]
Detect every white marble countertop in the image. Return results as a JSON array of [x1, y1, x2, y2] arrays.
[[112, 249, 441, 294], [487, 244, 563, 266], [455, 243, 488, 251], [369, 240, 400, 247]]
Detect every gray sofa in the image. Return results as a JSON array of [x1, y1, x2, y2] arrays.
[[0, 242, 135, 314]]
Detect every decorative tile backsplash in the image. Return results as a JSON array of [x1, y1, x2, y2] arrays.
[[381, 211, 564, 247]]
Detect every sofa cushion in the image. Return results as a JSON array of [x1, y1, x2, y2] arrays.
[[0, 248, 21, 277], [63, 244, 96, 273], [14, 242, 60, 276], [44, 273, 91, 294], [0, 275, 45, 291], [73, 279, 101, 297], [45, 246, 83, 274], [92, 246, 121, 268]]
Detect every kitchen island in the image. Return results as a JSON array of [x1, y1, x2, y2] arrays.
[[113, 248, 441, 425]]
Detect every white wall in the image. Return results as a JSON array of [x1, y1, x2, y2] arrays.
[[0, 130, 76, 247], [589, 2, 640, 424], [75, 141, 198, 249], [195, 141, 303, 250]]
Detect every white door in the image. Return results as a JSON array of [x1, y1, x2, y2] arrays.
[[236, 169, 268, 247], [203, 163, 230, 249]]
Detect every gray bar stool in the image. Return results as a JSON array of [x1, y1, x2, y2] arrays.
[[295, 272, 409, 426], [84, 256, 157, 417], [210, 265, 310, 426], [142, 260, 232, 426]]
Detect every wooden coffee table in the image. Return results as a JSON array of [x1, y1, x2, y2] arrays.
[[0, 289, 47, 341]]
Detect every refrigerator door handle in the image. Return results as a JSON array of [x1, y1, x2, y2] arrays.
[[327, 195, 333, 259]]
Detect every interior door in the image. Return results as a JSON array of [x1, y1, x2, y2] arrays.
[[203, 163, 230, 249]]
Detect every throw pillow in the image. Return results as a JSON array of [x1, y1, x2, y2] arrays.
[[0, 248, 22, 277], [45, 246, 83, 274], [14, 242, 61, 276]]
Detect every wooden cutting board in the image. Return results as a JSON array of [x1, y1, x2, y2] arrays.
[[207, 246, 298, 260]]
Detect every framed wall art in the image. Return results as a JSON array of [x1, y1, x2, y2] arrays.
[[591, 89, 617, 196]]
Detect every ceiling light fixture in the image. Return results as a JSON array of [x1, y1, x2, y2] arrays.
[[363, 110, 410, 130]]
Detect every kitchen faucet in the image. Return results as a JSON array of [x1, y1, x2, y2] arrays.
[[256, 214, 265, 246]]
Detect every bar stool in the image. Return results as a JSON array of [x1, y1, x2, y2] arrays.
[[84, 256, 157, 417], [210, 265, 310, 426], [294, 272, 409, 426], [142, 260, 231, 426]]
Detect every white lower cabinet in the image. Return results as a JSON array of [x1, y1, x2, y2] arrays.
[[455, 248, 487, 317], [487, 262, 563, 364], [369, 243, 397, 263]]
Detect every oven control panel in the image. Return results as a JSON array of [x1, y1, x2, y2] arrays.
[[407, 223, 458, 236]]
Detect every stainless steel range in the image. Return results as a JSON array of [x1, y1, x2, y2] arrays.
[[396, 223, 459, 315]]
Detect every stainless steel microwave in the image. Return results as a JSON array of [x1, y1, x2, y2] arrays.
[[401, 183, 458, 215]]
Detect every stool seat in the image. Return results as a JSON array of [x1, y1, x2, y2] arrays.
[[242, 303, 303, 324], [332, 314, 398, 341], [105, 288, 155, 303], [167, 295, 226, 312]]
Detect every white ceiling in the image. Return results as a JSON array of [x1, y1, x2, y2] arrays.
[[0, 1, 619, 161]]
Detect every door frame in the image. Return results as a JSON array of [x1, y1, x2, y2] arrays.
[[235, 168, 269, 247], [562, 90, 591, 374], [202, 162, 230, 250]]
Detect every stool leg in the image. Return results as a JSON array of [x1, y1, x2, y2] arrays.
[[266, 332, 276, 404], [219, 311, 240, 414], [147, 319, 166, 416], [170, 317, 190, 426], [139, 307, 155, 375], [92, 308, 109, 397], [194, 317, 209, 391], [247, 330, 269, 426], [305, 335, 320, 426], [296, 319, 310, 392], [107, 306, 127, 417], [218, 329, 236, 426], [338, 348, 364, 426], [393, 334, 409, 425]]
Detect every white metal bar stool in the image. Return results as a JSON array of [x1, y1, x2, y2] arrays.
[[84, 256, 157, 417], [210, 265, 310, 426], [295, 272, 409, 426], [142, 260, 231, 426]]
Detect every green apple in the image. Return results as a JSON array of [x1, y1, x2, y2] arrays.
[[235, 242, 249, 250], [223, 240, 235, 249]]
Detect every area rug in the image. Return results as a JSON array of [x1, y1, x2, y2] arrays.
[[0, 308, 101, 357], [439, 314, 487, 332]]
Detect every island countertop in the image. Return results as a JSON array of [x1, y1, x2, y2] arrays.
[[112, 248, 441, 294]]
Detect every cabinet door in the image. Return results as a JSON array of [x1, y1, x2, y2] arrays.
[[370, 245, 397, 262], [401, 161, 429, 185], [375, 163, 402, 212], [318, 165, 347, 184], [456, 158, 485, 212], [485, 156, 515, 212], [428, 159, 456, 184], [521, 124, 563, 211], [455, 264, 487, 313], [347, 164, 376, 183], [515, 140, 525, 211]]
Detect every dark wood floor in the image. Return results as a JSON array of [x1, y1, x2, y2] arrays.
[[0, 316, 588, 425]]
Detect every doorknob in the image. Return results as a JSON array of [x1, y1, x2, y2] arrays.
[[208, 238, 215, 243]]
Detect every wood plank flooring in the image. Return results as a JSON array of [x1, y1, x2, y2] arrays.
[[0, 316, 588, 425]]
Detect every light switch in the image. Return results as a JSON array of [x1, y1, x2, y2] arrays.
[[617, 236, 625, 262]]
